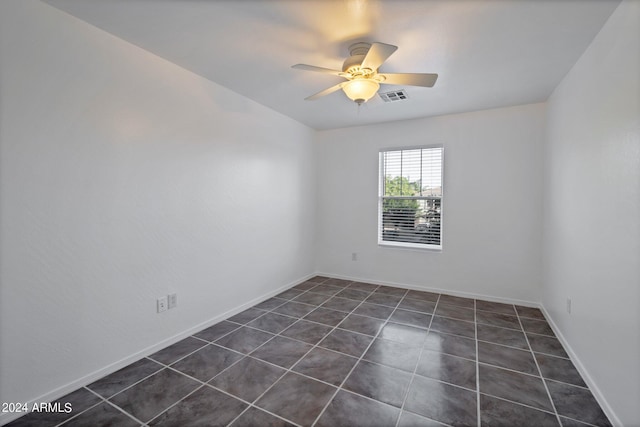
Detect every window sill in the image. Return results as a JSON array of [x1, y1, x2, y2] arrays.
[[378, 241, 442, 252]]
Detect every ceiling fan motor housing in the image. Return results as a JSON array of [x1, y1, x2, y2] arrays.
[[342, 42, 374, 76]]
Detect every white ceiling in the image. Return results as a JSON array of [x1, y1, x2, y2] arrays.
[[45, 0, 619, 130]]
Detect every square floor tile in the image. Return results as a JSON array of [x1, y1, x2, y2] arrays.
[[375, 286, 407, 297], [170, 344, 243, 382], [256, 372, 336, 427], [546, 381, 612, 427], [229, 407, 296, 427], [480, 394, 560, 427], [247, 312, 297, 334], [416, 350, 477, 390], [148, 336, 207, 365], [515, 305, 546, 320], [397, 410, 445, 427], [338, 314, 384, 336], [109, 368, 200, 423], [477, 323, 529, 350], [321, 296, 361, 312], [423, 331, 476, 361], [315, 390, 400, 427], [521, 318, 555, 337], [292, 347, 357, 386], [148, 385, 247, 426], [378, 322, 429, 345], [527, 334, 569, 358], [478, 341, 538, 375], [347, 282, 379, 292], [438, 294, 474, 308], [405, 290, 439, 302], [209, 356, 285, 402], [476, 311, 521, 330], [404, 375, 477, 426], [363, 338, 422, 372], [250, 336, 313, 369], [479, 364, 553, 412], [275, 289, 304, 300], [343, 360, 412, 408], [476, 300, 517, 316], [389, 309, 432, 329], [309, 285, 343, 296], [293, 281, 318, 291], [352, 302, 394, 320], [430, 316, 475, 339], [280, 320, 333, 345], [324, 278, 352, 287], [434, 303, 475, 322], [303, 307, 349, 327], [273, 301, 316, 318], [365, 293, 403, 307], [63, 402, 139, 427], [398, 298, 436, 314], [88, 357, 163, 398], [293, 292, 332, 306], [336, 288, 371, 301], [194, 321, 240, 343], [228, 307, 266, 324], [318, 329, 373, 358], [215, 327, 274, 354], [535, 354, 586, 387]]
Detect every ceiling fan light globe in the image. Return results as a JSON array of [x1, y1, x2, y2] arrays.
[[343, 79, 379, 104]]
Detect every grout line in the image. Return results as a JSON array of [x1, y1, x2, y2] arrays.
[[478, 391, 560, 417], [393, 293, 440, 427], [52, 391, 105, 427], [310, 287, 409, 427], [515, 308, 563, 426], [38, 279, 595, 427], [219, 280, 380, 426]]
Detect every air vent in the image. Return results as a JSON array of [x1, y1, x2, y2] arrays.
[[378, 89, 409, 103]]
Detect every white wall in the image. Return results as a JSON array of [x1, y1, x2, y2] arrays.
[[315, 103, 545, 303], [0, 0, 315, 413], [542, 1, 640, 425]]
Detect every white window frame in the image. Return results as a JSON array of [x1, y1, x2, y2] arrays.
[[378, 145, 444, 250]]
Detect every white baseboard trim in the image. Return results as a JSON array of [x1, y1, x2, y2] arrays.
[[0, 273, 315, 426], [315, 271, 540, 308], [539, 306, 621, 427]]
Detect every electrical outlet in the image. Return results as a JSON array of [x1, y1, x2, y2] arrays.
[[168, 293, 178, 309], [157, 296, 168, 313], [566, 297, 572, 314], [351, 252, 357, 261]]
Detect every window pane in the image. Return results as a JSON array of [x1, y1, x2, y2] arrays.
[[379, 146, 443, 248], [382, 148, 442, 197]]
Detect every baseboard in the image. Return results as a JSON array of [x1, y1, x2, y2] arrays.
[[539, 306, 622, 427], [0, 273, 315, 426], [314, 271, 540, 308]]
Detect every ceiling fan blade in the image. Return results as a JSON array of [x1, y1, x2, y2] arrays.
[[305, 82, 346, 101], [361, 42, 398, 71], [379, 73, 438, 87], [292, 64, 344, 76]]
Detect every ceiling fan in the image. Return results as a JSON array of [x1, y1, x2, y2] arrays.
[[292, 42, 438, 105]]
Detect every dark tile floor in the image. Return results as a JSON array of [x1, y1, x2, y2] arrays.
[[7, 276, 612, 427]]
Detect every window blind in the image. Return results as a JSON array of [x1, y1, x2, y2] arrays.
[[379, 146, 443, 248]]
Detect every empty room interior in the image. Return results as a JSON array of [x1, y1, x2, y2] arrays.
[[0, 0, 638, 426]]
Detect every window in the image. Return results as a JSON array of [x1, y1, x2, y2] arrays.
[[378, 146, 443, 249]]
